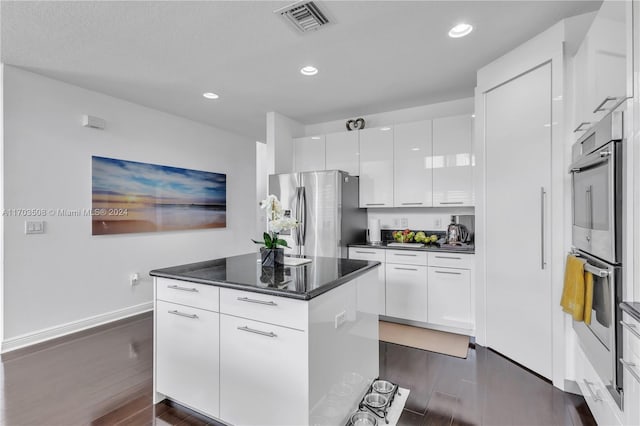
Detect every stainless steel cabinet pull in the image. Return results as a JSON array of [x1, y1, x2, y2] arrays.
[[573, 122, 592, 133], [435, 270, 462, 275], [365, 203, 385, 206], [401, 202, 423, 205], [620, 321, 640, 340], [435, 255, 461, 260], [540, 187, 546, 270], [168, 310, 198, 319], [238, 326, 277, 338], [620, 359, 640, 384], [167, 284, 199, 293], [394, 253, 417, 257], [355, 251, 376, 254], [593, 96, 619, 113], [237, 297, 278, 306], [394, 267, 418, 271], [583, 380, 602, 402], [439, 201, 464, 205]]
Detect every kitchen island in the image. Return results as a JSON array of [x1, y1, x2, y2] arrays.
[[150, 253, 380, 426]]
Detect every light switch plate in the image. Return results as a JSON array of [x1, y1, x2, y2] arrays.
[[400, 218, 408, 228], [25, 221, 45, 234]]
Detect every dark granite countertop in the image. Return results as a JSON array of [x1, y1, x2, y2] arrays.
[[149, 253, 380, 301], [349, 242, 475, 254], [621, 302, 640, 323]]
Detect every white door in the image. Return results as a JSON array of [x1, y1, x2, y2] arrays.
[[484, 63, 552, 379], [359, 126, 394, 207], [326, 131, 359, 176], [394, 120, 433, 207], [432, 115, 474, 206]]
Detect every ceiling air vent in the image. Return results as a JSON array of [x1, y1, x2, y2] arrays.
[[275, 1, 330, 33]]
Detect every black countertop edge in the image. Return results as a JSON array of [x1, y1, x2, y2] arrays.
[[620, 302, 640, 323], [149, 260, 381, 301], [348, 243, 475, 254]]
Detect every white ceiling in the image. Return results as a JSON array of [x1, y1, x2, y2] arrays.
[[2, 1, 601, 141]]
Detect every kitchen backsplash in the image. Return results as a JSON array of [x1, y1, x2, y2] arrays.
[[366, 207, 474, 231]]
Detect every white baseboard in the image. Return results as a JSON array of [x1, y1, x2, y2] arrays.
[[1, 302, 153, 353]]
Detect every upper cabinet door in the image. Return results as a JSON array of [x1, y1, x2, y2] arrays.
[[432, 115, 474, 206], [326, 131, 359, 176], [293, 136, 325, 172], [359, 126, 394, 207], [393, 120, 433, 207]]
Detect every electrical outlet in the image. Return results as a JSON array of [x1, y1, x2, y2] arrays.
[[392, 218, 399, 227], [25, 221, 45, 234], [130, 273, 140, 286], [434, 218, 442, 229], [400, 218, 408, 228], [334, 311, 347, 329]]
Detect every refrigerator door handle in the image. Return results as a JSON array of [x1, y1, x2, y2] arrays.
[[299, 187, 307, 246], [294, 187, 302, 246]]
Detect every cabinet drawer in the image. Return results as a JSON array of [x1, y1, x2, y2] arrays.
[[576, 346, 622, 426], [219, 288, 307, 331], [428, 252, 473, 269], [156, 278, 219, 312], [385, 249, 427, 266], [622, 312, 640, 360], [349, 247, 385, 262]]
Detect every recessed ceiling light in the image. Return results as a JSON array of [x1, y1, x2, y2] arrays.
[[300, 66, 318, 76], [203, 92, 219, 99], [448, 23, 473, 38], [380, 127, 391, 131]]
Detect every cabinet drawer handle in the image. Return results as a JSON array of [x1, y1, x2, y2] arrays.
[[593, 96, 619, 113], [583, 380, 603, 402], [573, 122, 592, 133], [393, 253, 418, 257], [620, 359, 640, 384], [434, 255, 462, 260], [167, 284, 199, 292], [365, 203, 386, 206], [438, 201, 464, 205], [394, 267, 418, 271], [355, 250, 376, 254], [401, 202, 423, 206], [237, 297, 278, 306], [434, 270, 462, 275], [620, 320, 640, 340], [168, 310, 198, 319], [238, 326, 277, 338]]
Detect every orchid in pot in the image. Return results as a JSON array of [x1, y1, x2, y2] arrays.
[[253, 194, 298, 267]]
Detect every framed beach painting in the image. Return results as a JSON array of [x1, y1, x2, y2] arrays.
[[91, 156, 226, 235]]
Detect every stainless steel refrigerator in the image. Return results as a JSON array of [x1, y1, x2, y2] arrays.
[[268, 170, 366, 258]]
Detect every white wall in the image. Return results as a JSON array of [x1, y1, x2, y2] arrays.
[[265, 111, 304, 175], [304, 97, 474, 136], [3, 66, 256, 349]]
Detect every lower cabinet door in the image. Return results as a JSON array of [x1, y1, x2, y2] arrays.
[[427, 267, 472, 329], [385, 264, 427, 322], [156, 300, 220, 418], [220, 314, 308, 426]]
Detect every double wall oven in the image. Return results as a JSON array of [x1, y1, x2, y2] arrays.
[[570, 109, 624, 407]]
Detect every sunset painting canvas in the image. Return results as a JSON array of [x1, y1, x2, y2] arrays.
[[92, 156, 226, 235]]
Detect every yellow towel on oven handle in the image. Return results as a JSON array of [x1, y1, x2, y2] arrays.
[[561, 255, 586, 321]]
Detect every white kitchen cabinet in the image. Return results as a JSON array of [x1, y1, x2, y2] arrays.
[[348, 247, 386, 315], [572, 0, 632, 138], [432, 115, 474, 206], [622, 312, 640, 426], [359, 126, 394, 207], [325, 131, 359, 176], [385, 263, 427, 323], [156, 300, 220, 418], [294, 136, 325, 172], [427, 267, 472, 330], [220, 314, 308, 426], [394, 120, 433, 207]]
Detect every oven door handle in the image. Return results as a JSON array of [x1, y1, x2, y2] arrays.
[[583, 262, 610, 278], [569, 151, 611, 173]]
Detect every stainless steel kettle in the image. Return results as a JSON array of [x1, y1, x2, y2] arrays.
[[446, 222, 471, 244]]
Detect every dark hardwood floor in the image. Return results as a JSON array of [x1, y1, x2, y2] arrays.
[[0, 313, 596, 426]]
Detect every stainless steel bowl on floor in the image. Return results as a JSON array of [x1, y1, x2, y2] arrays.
[[350, 411, 377, 426], [363, 392, 388, 409], [372, 379, 394, 394]]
